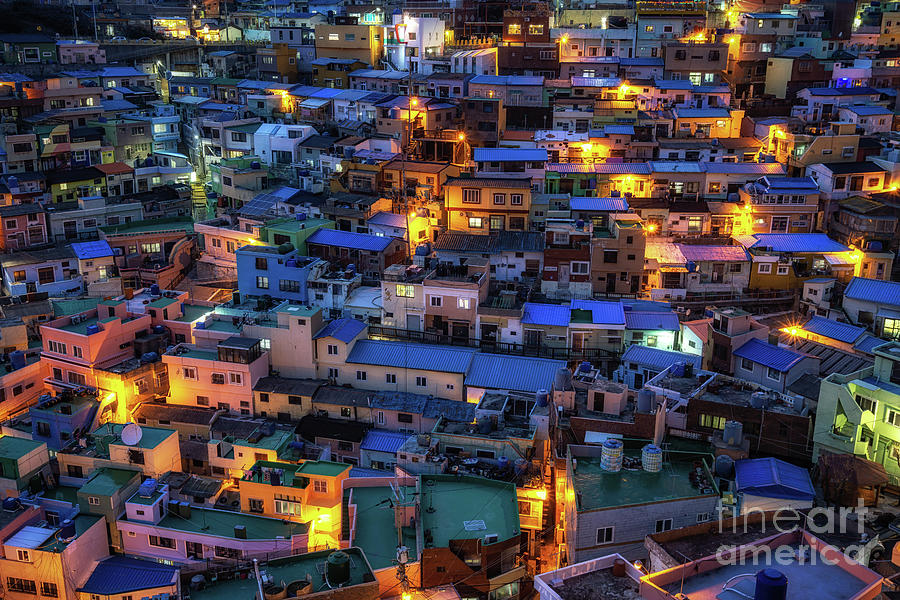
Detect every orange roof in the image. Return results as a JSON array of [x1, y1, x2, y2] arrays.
[[499, 130, 536, 142], [95, 162, 134, 175], [683, 318, 712, 344]]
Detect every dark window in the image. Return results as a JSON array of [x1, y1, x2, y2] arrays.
[[288, 395, 303, 405], [397, 413, 413, 423]]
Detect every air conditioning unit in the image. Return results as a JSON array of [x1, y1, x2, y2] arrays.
[[483, 533, 499, 544]]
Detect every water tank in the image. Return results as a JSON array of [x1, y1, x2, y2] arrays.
[[553, 368, 573, 392], [261, 421, 276, 436], [7, 176, 18, 191], [194, 321, 205, 330], [575, 219, 585, 229], [670, 362, 685, 377], [642, 444, 663, 472], [514, 458, 528, 475], [149, 284, 161, 296], [286, 580, 311, 597], [85, 324, 101, 335], [723, 420, 743, 446], [296, 212, 307, 221], [578, 361, 591, 373], [153, 325, 165, 334], [326, 551, 352, 586], [141, 352, 159, 363], [637, 389, 655, 413], [867, 240, 883, 252], [9, 351, 26, 370], [687, 261, 697, 273], [250, 161, 262, 170], [58, 519, 76, 540], [792, 396, 805, 413], [347, 264, 356, 273], [2, 497, 20, 511], [477, 417, 492, 434], [415, 242, 431, 255], [189, 574, 206, 591], [263, 585, 287, 600], [754, 568, 788, 600], [498, 456, 510, 471], [535, 389, 550, 407], [715, 454, 735, 479], [750, 391, 767, 409], [600, 439, 623, 472], [232, 291, 241, 305]]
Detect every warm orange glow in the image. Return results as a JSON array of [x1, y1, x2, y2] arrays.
[[560, 34, 569, 44], [318, 514, 331, 523], [618, 83, 630, 95], [458, 131, 466, 141], [646, 223, 658, 233], [581, 143, 593, 154], [402, 594, 412, 600], [409, 97, 418, 107], [534, 489, 547, 500]]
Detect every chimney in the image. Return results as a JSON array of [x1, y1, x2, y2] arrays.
[[768, 331, 779, 346], [234, 525, 247, 539]]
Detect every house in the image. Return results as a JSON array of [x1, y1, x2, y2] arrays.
[[615, 345, 702, 390], [0, 246, 82, 297], [733, 457, 815, 515], [99, 217, 196, 290], [236, 244, 322, 303], [56, 423, 181, 482], [432, 231, 544, 282], [305, 229, 406, 280], [444, 176, 533, 233], [0, 436, 52, 498], [253, 376, 324, 422], [842, 277, 900, 339], [71, 240, 120, 297], [738, 176, 820, 233], [0, 204, 47, 251], [732, 337, 820, 394], [78, 556, 179, 600], [741, 233, 854, 290]]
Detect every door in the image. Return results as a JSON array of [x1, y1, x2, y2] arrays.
[[63, 221, 77, 240], [481, 323, 498, 342], [572, 332, 586, 352], [451, 322, 469, 341], [559, 264, 570, 287], [633, 372, 644, 389], [630, 275, 640, 293], [406, 314, 421, 331], [712, 263, 725, 283], [525, 329, 542, 348], [606, 274, 616, 293]]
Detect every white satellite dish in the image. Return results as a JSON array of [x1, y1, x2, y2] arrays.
[[120, 423, 143, 446]]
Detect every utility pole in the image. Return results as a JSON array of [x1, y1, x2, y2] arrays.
[[72, 0, 78, 40], [92, 0, 98, 41]]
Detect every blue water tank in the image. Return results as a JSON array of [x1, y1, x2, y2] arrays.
[[85, 324, 101, 335], [296, 212, 307, 221], [867, 240, 883, 252], [576, 219, 585, 229], [153, 325, 165, 334], [6, 176, 18, 191], [498, 456, 510, 471], [754, 569, 787, 600], [578, 361, 591, 373], [347, 264, 356, 272], [195, 321, 205, 330], [58, 519, 76, 540], [687, 261, 697, 273], [250, 161, 262, 170], [141, 352, 159, 363], [9, 351, 26, 370], [150, 284, 161, 296], [2, 497, 20, 511]]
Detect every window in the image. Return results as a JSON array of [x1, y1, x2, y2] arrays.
[[700, 414, 726, 429], [357, 370, 367, 381], [596, 527, 614, 544], [248, 498, 264, 513], [396, 284, 415, 297], [68, 372, 86, 386], [214, 546, 242, 559], [255, 257, 268, 270], [468, 217, 483, 229], [197, 396, 209, 406], [288, 395, 302, 406], [15, 549, 29, 562], [88, 496, 100, 506], [327, 344, 338, 355], [211, 373, 225, 385], [776, 266, 789, 275], [48, 340, 67, 354], [767, 367, 781, 381], [415, 376, 427, 387], [430, 296, 443, 307], [328, 368, 339, 378], [508, 23, 521, 34], [398, 413, 413, 423], [741, 358, 754, 372], [140, 242, 161, 254], [40, 582, 58, 598], [279, 279, 300, 293], [758, 263, 772, 274], [571, 262, 589, 275], [462, 189, 481, 203], [886, 409, 900, 427], [856, 395, 876, 413], [7, 578, 36, 594], [528, 24, 544, 35], [229, 372, 243, 385], [183, 367, 198, 380], [493, 193, 506, 205], [328, 33, 339, 40], [457, 297, 471, 309], [510, 194, 523, 205], [386, 373, 397, 384], [697, 512, 712, 523], [655, 518, 673, 533], [314, 479, 328, 493], [149, 535, 176, 549], [256, 276, 269, 289]]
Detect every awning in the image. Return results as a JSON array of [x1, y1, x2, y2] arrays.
[[299, 98, 330, 109], [824, 254, 854, 265], [877, 308, 900, 320], [660, 266, 689, 273]]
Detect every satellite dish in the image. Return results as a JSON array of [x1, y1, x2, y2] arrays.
[[120, 423, 143, 446]]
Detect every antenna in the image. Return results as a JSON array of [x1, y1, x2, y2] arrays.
[[120, 423, 144, 446]]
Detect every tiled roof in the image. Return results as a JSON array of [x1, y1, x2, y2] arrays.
[[443, 177, 532, 188], [621, 345, 701, 370], [733, 338, 806, 372], [433, 231, 543, 253], [801, 315, 866, 344]]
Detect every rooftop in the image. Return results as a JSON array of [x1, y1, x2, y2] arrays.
[[419, 474, 520, 546], [77, 467, 140, 497], [346, 485, 417, 570], [151, 504, 309, 539]]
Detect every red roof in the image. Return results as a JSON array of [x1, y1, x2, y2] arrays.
[[95, 162, 134, 175]]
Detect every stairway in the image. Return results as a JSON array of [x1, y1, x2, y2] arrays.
[[191, 182, 209, 220]]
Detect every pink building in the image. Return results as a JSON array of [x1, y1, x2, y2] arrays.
[[162, 337, 269, 415], [117, 481, 308, 564], [0, 204, 47, 250], [56, 40, 106, 64], [40, 303, 151, 395]]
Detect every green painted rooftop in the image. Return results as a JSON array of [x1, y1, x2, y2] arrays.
[[205, 320, 242, 333], [190, 547, 374, 600], [58, 316, 101, 334], [44, 514, 102, 552], [347, 486, 416, 570], [52, 298, 101, 317], [175, 304, 213, 323], [148, 297, 179, 309], [155, 506, 309, 539], [235, 428, 294, 452], [244, 461, 307, 488], [45, 485, 79, 504], [265, 218, 334, 234], [296, 460, 350, 477], [179, 349, 219, 360], [91, 423, 176, 450], [100, 217, 194, 236], [419, 475, 520, 547], [0, 435, 44, 459], [78, 467, 140, 497], [572, 454, 716, 511], [274, 304, 320, 316]]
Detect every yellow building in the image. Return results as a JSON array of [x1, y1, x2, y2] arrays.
[[239, 460, 350, 548], [673, 108, 744, 138], [738, 176, 821, 234], [743, 233, 854, 290], [48, 166, 107, 204], [314, 24, 383, 67], [773, 122, 860, 173], [444, 176, 533, 233]]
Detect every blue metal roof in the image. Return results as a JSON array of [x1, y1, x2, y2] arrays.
[[734, 457, 814, 500], [360, 429, 412, 453], [423, 397, 477, 422], [313, 318, 367, 343], [853, 334, 890, 354], [621, 345, 701, 371], [306, 228, 394, 252], [843, 105, 893, 116], [602, 125, 635, 135], [473, 148, 548, 162], [748, 234, 849, 253], [844, 277, 900, 308], [470, 75, 544, 86], [624, 311, 681, 331], [570, 299, 625, 325], [733, 338, 805, 372], [675, 108, 732, 118], [346, 339, 476, 373], [676, 245, 747, 262], [807, 87, 881, 96], [761, 176, 818, 191], [79, 556, 178, 595], [368, 211, 408, 229], [522, 302, 570, 327], [801, 316, 866, 344], [464, 354, 566, 394], [569, 197, 629, 212], [71, 240, 114, 260]]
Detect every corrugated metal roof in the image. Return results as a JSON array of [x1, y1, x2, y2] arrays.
[[801, 315, 866, 343], [702, 162, 785, 175], [464, 354, 566, 393], [470, 75, 544, 86], [443, 177, 532, 188], [735, 457, 814, 500], [306, 228, 394, 252], [346, 339, 476, 373], [624, 311, 681, 331], [621, 345, 701, 370], [368, 211, 407, 228], [854, 334, 890, 354], [749, 234, 849, 253], [79, 556, 178, 595], [360, 429, 412, 453], [433, 231, 544, 253], [733, 338, 805, 372], [570, 299, 625, 325], [572, 76, 622, 88], [313, 318, 367, 343], [843, 105, 893, 115], [473, 148, 548, 162], [522, 302, 570, 327], [844, 277, 900, 307], [71, 240, 114, 260], [602, 125, 635, 135], [569, 197, 629, 212], [760, 176, 818, 191], [676, 244, 747, 262], [593, 163, 652, 174], [674, 108, 732, 118]]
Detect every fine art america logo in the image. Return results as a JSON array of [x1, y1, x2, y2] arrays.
[[711, 500, 870, 566]]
